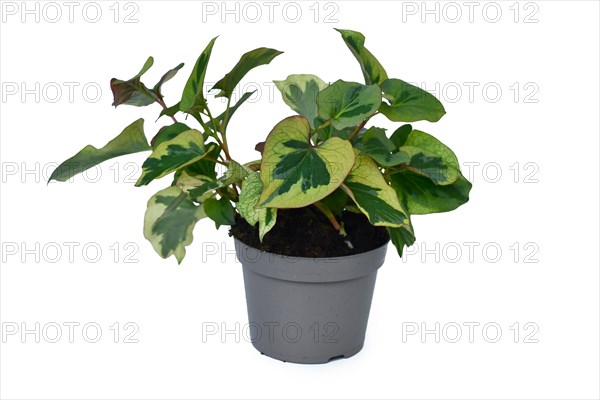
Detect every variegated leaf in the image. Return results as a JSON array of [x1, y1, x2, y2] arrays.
[[188, 160, 251, 200], [258, 116, 355, 208], [342, 150, 408, 227], [379, 78, 445, 123], [390, 129, 471, 214], [49, 119, 150, 182], [387, 219, 416, 257], [274, 74, 327, 128], [136, 130, 212, 186], [212, 47, 283, 99], [390, 173, 472, 215], [335, 29, 388, 86], [180, 37, 217, 113], [238, 172, 277, 241], [144, 186, 206, 264], [150, 122, 191, 148], [354, 127, 410, 167], [317, 80, 381, 130], [110, 57, 156, 107], [396, 129, 461, 185]]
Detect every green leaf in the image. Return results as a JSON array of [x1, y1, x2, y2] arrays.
[[396, 129, 461, 185], [204, 197, 235, 228], [335, 29, 388, 86], [238, 172, 277, 241], [342, 150, 409, 227], [214, 90, 256, 130], [390, 172, 471, 215], [379, 79, 445, 123], [389, 130, 470, 214], [317, 80, 381, 130], [49, 119, 150, 182], [175, 143, 221, 182], [390, 124, 413, 149], [187, 159, 251, 200], [153, 63, 184, 99], [311, 116, 359, 143], [212, 47, 283, 99], [111, 58, 185, 108], [319, 188, 349, 216], [158, 102, 181, 120], [354, 127, 410, 167], [136, 130, 212, 186], [387, 220, 416, 257], [180, 37, 218, 113], [110, 57, 156, 107], [150, 122, 191, 148], [144, 186, 206, 264], [174, 170, 216, 194], [258, 116, 355, 208], [274, 74, 327, 128], [399, 146, 459, 185]]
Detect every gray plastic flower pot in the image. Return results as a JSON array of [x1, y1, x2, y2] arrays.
[[234, 238, 388, 364]]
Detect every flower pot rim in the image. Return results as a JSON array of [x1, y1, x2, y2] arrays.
[[232, 236, 390, 262], [234, 237, 389, 283]]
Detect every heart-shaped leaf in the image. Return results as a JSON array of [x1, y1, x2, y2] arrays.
[[274, 74, 327, 128], [136, 130, 213, 186], [391, 172, 472, 215], [317, 80, 381, 130], [258, 116, 355, 208], [389, 129, 471, 214], [379, 78, 445, 123], [395, 129, 461, 185], [342, 150, 409, 227]]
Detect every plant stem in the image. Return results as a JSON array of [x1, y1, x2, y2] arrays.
[[312, 119, 331, 138], [347, 111, 379, 142], [313, 202, 354, 249], [204, 157, 228, 167], [220, 97, 232, 157], [157, 98, 178, 123], [205, 107, 232, 161], [348, 119, 367, 142]]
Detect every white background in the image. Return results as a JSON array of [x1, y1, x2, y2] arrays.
[[1, 1, 599, 399]]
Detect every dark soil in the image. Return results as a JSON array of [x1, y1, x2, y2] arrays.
[[229, 207, 389, 258]]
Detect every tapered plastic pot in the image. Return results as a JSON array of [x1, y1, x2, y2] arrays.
[[234, 238, 388, 364]]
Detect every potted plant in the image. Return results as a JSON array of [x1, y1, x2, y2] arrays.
[[50, 29, 471, 364]]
